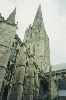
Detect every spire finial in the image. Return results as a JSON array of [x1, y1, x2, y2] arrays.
[[33, 5, 46, 34], [34, 4, 42, 21]]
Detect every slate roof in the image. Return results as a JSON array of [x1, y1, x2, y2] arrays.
[[52, 63, 66, 71], [45, 63, 66, 73]]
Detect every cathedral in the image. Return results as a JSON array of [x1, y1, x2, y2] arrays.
[[0, 5, 66, 100]]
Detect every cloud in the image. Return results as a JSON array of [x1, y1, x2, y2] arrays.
[[54, 0, 66, 15], [7, 0, 16, 5]]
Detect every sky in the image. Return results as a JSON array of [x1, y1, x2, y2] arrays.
[[0, 0, 66, 65]]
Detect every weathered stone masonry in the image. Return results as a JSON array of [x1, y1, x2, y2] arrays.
[[0, 5, 53, 100]]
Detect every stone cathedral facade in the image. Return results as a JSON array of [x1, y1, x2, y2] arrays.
[[0, 5, 61, 100]]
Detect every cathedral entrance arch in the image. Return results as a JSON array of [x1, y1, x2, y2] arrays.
[[39, 78, 49, 100]]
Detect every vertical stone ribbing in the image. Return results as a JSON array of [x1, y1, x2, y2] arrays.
[[33, 63, 39, 100], [23, 55, 34, 100]]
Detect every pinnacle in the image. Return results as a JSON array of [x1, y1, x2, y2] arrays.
[[7, 8, 16, 25], [0, 13, 4, 22], [38, 4, 41, 11]]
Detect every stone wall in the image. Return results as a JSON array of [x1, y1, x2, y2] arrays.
[[0, 5, 50, 100], [0, 22, 16, 67], [0, 22, 16, 96]]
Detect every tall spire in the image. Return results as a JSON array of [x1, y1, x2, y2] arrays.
[[24, 4, 46, 42], [33, 5, 44, 28], [35, 5, 42, 20], [7, 8, 16, 25], [33, 4, 46, 34]]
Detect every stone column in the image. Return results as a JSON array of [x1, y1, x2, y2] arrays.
[[23, 55, 34, 100], [0, 67, 6, 100], [34, 65, 39, 100], [10, 65, 25, 100], [16, 66, 25, 100], [51, 75, 58, 99]]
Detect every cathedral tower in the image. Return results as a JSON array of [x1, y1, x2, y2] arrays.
[[24, 5, 50, 71]]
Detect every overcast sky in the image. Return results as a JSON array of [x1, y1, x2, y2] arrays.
[[0, 0, 66, 65]]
